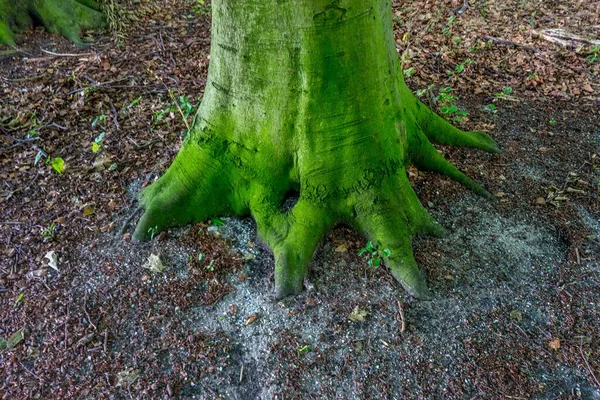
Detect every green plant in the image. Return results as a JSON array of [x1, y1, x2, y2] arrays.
[[587, 45, 600, 64], [92, 132, 105, 153], [442, 15, 457, 36], [435, 87, 469, 123], [48, 157, 65, 174], [91, 113, 106, 129], [205, 259, 215, 272], [549, 119, 557, 127], [13, 293, 24, 308], [358, 241, 391, 268], [192, 0, 210, 17], [41, 222, 57, 242], [297, 344, 312, 356], [147, 225, 158, 240], [403, 67, 416, 78]]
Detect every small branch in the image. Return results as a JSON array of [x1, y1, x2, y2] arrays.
[[397, 300, 406, 333], [454, 0, 469, 15], [580, 343, 600, 389], [481, 35, 541, 54], [83, 291, 98, 331], [40, 48, 92, 57], [532, 29, 600, 50]]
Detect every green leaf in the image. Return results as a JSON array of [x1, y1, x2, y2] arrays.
[[383, 248, 391, 257], [50, 157, 65, 174], [91, 142, 100, 153], [212, 218, 225, 226]]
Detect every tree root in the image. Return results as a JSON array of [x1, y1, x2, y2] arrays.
[[0, 0, 106, 47]]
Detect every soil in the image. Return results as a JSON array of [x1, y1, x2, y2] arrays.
[[1, 0, 599, 399]]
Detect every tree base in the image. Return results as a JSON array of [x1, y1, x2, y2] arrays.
[[133, 0, 500, 300], [0, 0, 106, 46]]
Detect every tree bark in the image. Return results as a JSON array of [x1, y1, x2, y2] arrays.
[[134, 0, 500, 299], [0, 0, 106, 46]]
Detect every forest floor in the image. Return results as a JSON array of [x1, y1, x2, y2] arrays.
[[1, 0, 599, 399]]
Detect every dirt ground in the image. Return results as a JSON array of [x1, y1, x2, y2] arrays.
[[1, 0, 599, 399]]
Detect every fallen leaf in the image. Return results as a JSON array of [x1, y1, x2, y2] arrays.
[[142, 254, 166, 273], [349, 306, 368, 322], [334, 244, 348, 253], [509, 310, 522, 322], [44, 251, 59, 272], [548, 338, 561, 350], [116, 369, 140, 387], [582, 83, 593, 93], [245, 314, 259, 325], [535, 197, 547, 205], [0, 329, 24, 351]]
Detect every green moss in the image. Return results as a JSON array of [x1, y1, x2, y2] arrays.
[[135, 0, 499, 300], [0, 0, 106, 46]]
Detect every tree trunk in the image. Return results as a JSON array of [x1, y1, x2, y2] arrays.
[[135, 0, 500, 299], [0, 0, 105, 46]]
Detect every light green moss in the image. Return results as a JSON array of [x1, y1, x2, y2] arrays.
[[0, 0, 106, 46], [135, 0, 500, 299]]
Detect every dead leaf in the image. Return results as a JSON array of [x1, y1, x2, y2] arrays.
[[548, 338, 561, 350], [334, 244, 348, 253], [44, 251, 59, 272], [115, 369, 140, 387], [349, 306, 368, 322], [582, 83, 593, 93], [142, 254, 166, 273], [509, 310, 522, 322], [535, 197, 547, 205], [245, 314, 259, 325]]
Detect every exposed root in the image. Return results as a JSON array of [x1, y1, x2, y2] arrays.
[[354, 196, 433, 299], [0, 0, 106, 46], [133, 143, 238, 240], [408, 129, 494, 199], [414, 99, 501, 153]]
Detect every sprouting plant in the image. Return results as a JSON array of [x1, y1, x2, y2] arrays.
[[192, 0, 210, 17], [92, 132, 105, 153], [493, 87, 518, 102], [587, 45, 600, 64], [549, 119, 557, 126], [442, 15, 457, 36], [415, 84, 435, 98], [403, 67, 416, 78], [358, 241, 391, 268], [91, 113, 107, 129], [147, 225, 158, 240], [483, 104, 497, 120], [435, 87, 469, 123], [205, 259, 215, 272], [41, 222, 57, 242], [13, 293, 24, 308], [211, 217, 225, 227], [48, 157, 65, 174], [297, 344, 312, 356]]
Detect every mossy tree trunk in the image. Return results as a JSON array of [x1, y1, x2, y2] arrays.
[[0, 0, 105, 46], [136, 0, 499, 299]]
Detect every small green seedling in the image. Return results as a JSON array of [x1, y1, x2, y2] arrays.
[[92, 132, 105, 153], [358, 241, 391, 268], [403, 67, 416, 78], [41, 222, 56, 242], [549, 119, 557, 127], [297, 344, 312, 356], [147, 225, 158, 240], [48, 157, 65, 174], [205, 259, 215, 272], [13, 293, 24, 308], [91, 114, 107, 129], [588, 45, 600, 64]]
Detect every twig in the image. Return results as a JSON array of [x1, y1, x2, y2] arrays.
[[397, 300, 406, 333], [103, 330, 109, 353], [580, 343, 600, 389], [163, 82, 190, 131], [83, 291, 98, 331], [575, 248, 581, 265], [64, 303, 70, 349], [481, 35, 541, 54], [19, 362, 47, 383], [454, 0, 469, 15], [239, 365, 244, 383], [40, 48, 92, 57]]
